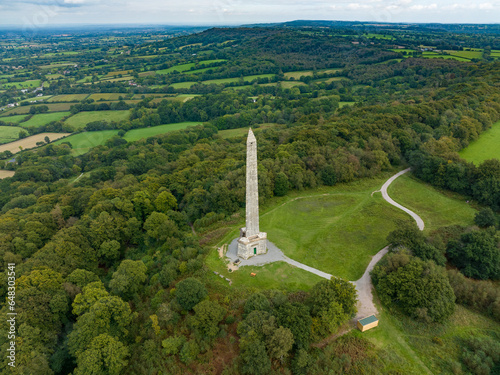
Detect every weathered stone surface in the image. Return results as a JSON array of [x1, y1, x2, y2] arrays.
[[238, 128, 267, 259]]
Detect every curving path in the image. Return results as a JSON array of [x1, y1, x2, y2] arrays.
[[226, 168, 425, 320], [353, 168, 424, 319], [380, 168, 424, 230]]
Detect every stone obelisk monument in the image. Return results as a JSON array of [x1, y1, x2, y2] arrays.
[[237, 128, 267, 259]]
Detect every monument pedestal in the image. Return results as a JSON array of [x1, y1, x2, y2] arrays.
[[237, 227, 267, 259]]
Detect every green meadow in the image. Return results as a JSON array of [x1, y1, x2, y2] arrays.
[[0, 114, 28, 123], [48, 94, 89, 102], [205, 251, 324, 291], [387, 173, 476, 231], [459, 120, 500, 165], [260, 186, 409, 281], [53, 122, 203, 155], [64, 110, 130, 129], [54, 130, 120, 155], [0, 126, 24, 144], [22, 112, 71, 128], [123, 122, 202, 142], [170, 81, 197, 89], [364, 299, 500, 374], [1, 79, 41, 89]]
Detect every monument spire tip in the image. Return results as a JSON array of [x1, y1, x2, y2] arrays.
[[247, 127, 256, 143]]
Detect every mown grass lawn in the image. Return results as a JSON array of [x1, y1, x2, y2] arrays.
[[388, 173, 477, 231], [459, 120, 500, 165], [261, 186, 409, 281], [208, 172, 414, 282], [205, 249, 324, 292]]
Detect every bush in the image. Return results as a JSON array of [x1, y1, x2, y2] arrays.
[[175, 277, 207, 311], [179, 339, 199, 364], [447, 228, 500, 280], [244, 293, 271, 315], [162, 335, 186, 355], [474, 208, 497, 228], [447, 269, 500, 321], [462, 336, 500, 375], [372, 251, 455, 323]]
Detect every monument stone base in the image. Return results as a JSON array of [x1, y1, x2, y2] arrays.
[[237, 228, 267, 259]]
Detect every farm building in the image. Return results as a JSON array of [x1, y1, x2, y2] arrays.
[[357, 315, 379, 332]]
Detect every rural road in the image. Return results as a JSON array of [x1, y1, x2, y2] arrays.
[[226, 168, 425, 320]]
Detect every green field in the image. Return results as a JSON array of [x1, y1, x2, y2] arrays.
[[205, 252, 323, 291], [87, 93, 126, 101], [21, 112, 71, 128], [364, 290, 500, 375], [365, 33, 395, 40], [2, 103, 73, 115], [104, 70, 133, 77], [0, 114, 28, 124], [2, 79, 41, 89], [261, 190, 408, 280], [101, 76, 133, 83], [459, 120, 500, 164], [390, 49, 417, 53], [19, 95, 53, 104], [157, 63, 196, 74], [53, 130, 119, 155], [284, 69, 341, 79], [388, 173, 476, 231], [0, 126, 24, 144], [203, 74, 275, 85], [64, 110, 130, 129], [169, 81, 197, 89], [48, 94, 89, 102], [184, 67, 212, 75], [52, 122, 202, 155], [163, 94, 199, 102], [421, 52, 470, 61], [444, 49, 483, 59], [123, 122, 202, 142], [46, 74, 63, 80], [278, 81, 306, 89]]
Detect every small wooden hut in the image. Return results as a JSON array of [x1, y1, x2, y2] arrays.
[[357, 315, 378, 332]]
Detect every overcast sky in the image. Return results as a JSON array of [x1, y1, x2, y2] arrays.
[[0, 0, 498, 27]]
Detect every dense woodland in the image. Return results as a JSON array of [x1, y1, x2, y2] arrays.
[[0, 23, 499, 374]]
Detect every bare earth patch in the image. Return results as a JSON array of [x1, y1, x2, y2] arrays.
[[0, 170, 15, 179], [0, 133, 71, 154]]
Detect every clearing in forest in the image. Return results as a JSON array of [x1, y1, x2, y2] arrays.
[[459, 120, 500, 165]]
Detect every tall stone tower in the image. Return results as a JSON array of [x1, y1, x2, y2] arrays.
[[237, 128, 267, 259]]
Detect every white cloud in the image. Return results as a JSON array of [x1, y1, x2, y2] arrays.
[[409, 3, 437, 10], [479, 2, 495, 9]]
